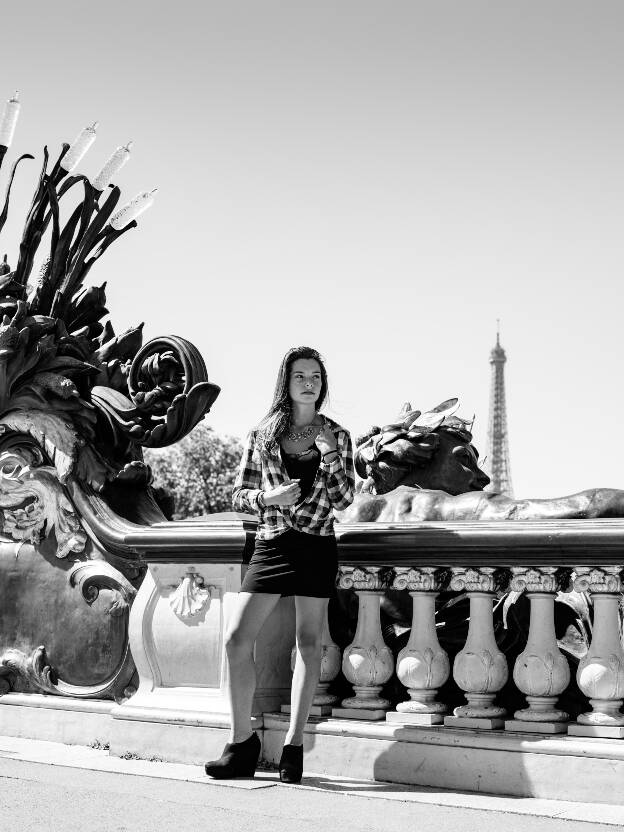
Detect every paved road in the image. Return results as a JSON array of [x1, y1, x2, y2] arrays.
[[0, 753, 622, 832]]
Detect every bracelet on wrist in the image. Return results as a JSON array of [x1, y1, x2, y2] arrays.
[[257, 491, 266, 508]]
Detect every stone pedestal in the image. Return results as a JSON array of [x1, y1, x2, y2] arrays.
[[111, 560, 294, 758]]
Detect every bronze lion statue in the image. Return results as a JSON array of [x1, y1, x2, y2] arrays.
[[338, 399, 624, 523]]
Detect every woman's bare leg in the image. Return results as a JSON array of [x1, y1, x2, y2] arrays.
[[284, 596, 328, 746], [225, 591, 281, 742]]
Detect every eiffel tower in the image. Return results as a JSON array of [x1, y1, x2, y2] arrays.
[[485, 324, 513, 497]]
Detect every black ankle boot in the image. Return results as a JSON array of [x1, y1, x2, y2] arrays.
[[279, 743, 303, 783], [204, 732, 261, 779]]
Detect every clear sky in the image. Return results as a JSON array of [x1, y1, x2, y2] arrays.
[[2, 1, 624, 498]]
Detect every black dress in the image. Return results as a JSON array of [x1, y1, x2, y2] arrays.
[[240, 448, 339, 598]]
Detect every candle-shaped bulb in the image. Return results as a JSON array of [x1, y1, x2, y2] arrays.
[[61, 120, 98, 173], [93, 140, 134, 191], [0, 91, 21, 148], [110, 188, 157, 230]]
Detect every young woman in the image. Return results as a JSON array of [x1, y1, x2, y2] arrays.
[[204, 346, 354, 783]]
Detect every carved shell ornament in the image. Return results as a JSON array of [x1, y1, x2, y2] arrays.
[[0, 101, 221, 551], [169, 570, 216, 619]]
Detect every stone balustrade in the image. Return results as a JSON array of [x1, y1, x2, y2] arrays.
[[92, 511, 624, 745], [330, 563, 624, 738], [5, 506, 624, 799]]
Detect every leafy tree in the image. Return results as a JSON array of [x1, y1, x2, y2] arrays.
[[145, 423, 242, 519]]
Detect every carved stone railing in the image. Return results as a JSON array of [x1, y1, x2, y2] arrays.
[[332, 521, 624, 738], [68, 495, 624, 738], [4, 484, 624, 748]]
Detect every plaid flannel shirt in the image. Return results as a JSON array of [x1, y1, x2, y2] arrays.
[[232, 417, 355, 540]]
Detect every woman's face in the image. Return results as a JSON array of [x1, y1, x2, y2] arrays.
[[288, 358, 323, 407]]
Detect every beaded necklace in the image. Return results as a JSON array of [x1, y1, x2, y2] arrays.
[[286, 423, 317, 442]]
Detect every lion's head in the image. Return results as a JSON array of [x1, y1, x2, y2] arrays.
[[355, 399, 490, 496]]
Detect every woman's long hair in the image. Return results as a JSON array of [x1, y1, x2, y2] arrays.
[[255, 346, 329, 453]]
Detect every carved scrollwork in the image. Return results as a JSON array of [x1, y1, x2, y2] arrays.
[[0, 645, 58, 693], [69, 560, 136, 614], [169, 569, 216, 619], [573, 567, 623, 594], [338, 565, 395, 591], [449, 567, 509, 594], [0, 443, 86, 557], [391, 566, 450, 592], [92, 336, 220, 454], [510, 566, 571, 594]]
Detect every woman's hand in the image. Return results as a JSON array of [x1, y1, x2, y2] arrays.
[[263, 480, 301, 507], [315, 423, 338, 456]]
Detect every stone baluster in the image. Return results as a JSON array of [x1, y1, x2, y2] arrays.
[[332, 566, 395, 721], [568, 567, 624, 738], [386, 567, 451, 726], [282, 604, 341, 717], [505, 567, 571, 734], [444, 567, 509, 730]]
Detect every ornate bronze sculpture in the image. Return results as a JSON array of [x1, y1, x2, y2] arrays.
[[340, 399, 624, 523], [0, 126, 219, 698]]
